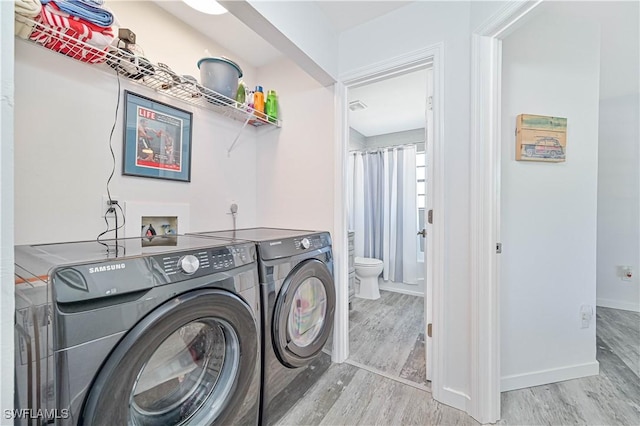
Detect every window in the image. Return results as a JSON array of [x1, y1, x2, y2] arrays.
[[416, 152, 426, 208], [416, 151, 426, 253]]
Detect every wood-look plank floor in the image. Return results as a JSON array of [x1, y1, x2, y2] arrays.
[[596, 307, 640, 376], [280, 306, 640, 425], [275, 362, 477, 426], [348, 290, 427, 386], [499, 307, 640, 425]]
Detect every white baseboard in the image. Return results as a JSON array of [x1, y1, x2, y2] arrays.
[[435, 387, 470, 412], [379, 283, 424, 297], [501, 361, 599, 392], [597, 298, 640, 313]]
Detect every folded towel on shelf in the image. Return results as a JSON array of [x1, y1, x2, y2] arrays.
[[30, 2, 115, 64], [41, 0, 114, 27], [14, 0, 42, 39], [76, 0, 105, 6], [15, 0, 41, 16]]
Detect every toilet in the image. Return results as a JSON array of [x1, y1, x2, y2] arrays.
[[354, 257, 383, 300]]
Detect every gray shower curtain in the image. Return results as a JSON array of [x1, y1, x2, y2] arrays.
[[348, 145, 418, 284]]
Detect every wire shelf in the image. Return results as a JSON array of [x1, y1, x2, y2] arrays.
[[21, 17, 281, 129]]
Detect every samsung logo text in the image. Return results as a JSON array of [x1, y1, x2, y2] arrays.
[[89, 263, 126, 274]]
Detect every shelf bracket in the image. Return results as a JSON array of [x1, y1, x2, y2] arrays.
[[227, 113, 252, 157]]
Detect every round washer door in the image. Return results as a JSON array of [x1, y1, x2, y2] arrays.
[[273, 259, 336, 368], [81, 289, 258, 426]]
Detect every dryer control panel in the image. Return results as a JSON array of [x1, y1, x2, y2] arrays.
[[259, 232, 332, 260], [293, 235, 327, 251]]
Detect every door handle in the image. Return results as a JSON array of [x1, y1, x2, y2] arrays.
[[417, 229, 427, 238]]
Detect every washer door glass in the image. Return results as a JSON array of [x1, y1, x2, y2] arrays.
[[287, 278, 327, 348], [272, 258, 336, 368], [130, 319, 239, 425], [81, 289, 259, 426]]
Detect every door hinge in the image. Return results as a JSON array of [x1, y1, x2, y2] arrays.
[[496, 243, 502, 254], [427, 323, 432, 338], [427, 96, 433, 111], [428, 209, 433, 224]]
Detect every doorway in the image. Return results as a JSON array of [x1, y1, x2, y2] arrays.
[[331, 45, 445, 396], [345, 67, 431, 388]]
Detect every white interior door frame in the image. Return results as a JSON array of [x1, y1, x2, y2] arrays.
[[468, 0, 543, 423], [333, 42, 445, 402]]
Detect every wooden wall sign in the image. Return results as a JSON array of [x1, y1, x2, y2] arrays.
[[516, 114, 567, 162]]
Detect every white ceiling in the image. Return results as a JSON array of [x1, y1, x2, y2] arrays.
[[152, 1, 282, 68], [153, 1, 414, 69], [348, 68, 429, 137]]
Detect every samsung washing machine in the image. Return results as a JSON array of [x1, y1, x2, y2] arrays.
[[191, 228, 336, 425], [14, 234, 261, 426]]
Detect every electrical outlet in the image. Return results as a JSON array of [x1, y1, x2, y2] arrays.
[[580, 305, 593, 329], [100, 195, 120, 218]]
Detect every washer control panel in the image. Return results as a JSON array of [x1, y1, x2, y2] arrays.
[[157, 243, 254, 282]]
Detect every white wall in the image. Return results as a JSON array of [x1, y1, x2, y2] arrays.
[[246, 1, 338, 81], [587, 1, 640, 312], [349, 127, 366, 151], [255, 57, 335, 233], [500, 9, 601, 391], [597, 94, 640, 311], [340, 1, 472, 403], [365, 128, 425, 151], [349, 128, 425, 152], [222, 0, 337, 87], [14, 2, 260, 244], [1, 0, 15, 419]]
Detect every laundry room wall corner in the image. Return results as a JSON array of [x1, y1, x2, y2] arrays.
[[255, 56, 336, 235]]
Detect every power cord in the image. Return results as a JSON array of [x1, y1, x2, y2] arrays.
[[105, 47, 121, 211], [97, 46, 126, 253]]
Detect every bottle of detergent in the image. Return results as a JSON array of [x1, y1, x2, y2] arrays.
[[236, 81, 246, 107], [254, 86, 265, 118], [265, 90, 278, 123]]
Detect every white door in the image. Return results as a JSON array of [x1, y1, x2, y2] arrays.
[[424, 68, 434, 381]]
